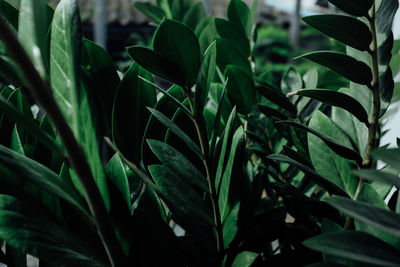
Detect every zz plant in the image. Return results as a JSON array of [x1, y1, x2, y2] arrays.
[[0, 0, 399, 266]]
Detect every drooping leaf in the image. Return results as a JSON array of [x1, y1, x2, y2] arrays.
[[374, 148, 400, 169], [302, 15, 371, 51], [267, 154, 348, 197], [133, 2, 166, 23], [255, 81, 297, 116], [112, 63, 156, 163], [303, 231, 400, 266], [327, 0, 373, 17], [352, 169, 400, 188], [295, 89, 369, 126], [297, 51, 372, 85], [258, 105, 288, 120]]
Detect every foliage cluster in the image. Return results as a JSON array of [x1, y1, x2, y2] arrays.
[[0, 0, 400, 266]]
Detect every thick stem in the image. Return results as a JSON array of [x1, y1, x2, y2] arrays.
[[0, 15, 124, 266], [187, 95, 224, 253]]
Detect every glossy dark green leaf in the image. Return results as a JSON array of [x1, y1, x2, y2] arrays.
[[255, 81, 297, 116], [106, 153, 132, 213], [147, 139, 208, 192], [81, 38, 120, 136], [231, 251, 259, 267], [295, 89, 369, 126], [352, 169, 400, 188], [171, 0, 193, 21], [18, 0, 52, 78], [182, 1, 206, 31], [303, 231, 400, 266], [303, 15, 371, 51], [379, 67, 394, 116], [227, 0, 250, 36], [222, 202, 240, 248], [0, 195, 106, 266], [0, 145, 88, 216], [0, 0, 19, 29], [225, 65, 255, 114], [328, 196, 400, 238], [10, 124, 24, 154], [218, 127, 244, 221], [327, 0, 373, 16], [127, 46, 186, 87], [214, 18, 250, 57], [0, 55, 24, 86], [112, 63, 156, 163], [153, 18, 201, 88], [133, 2, 166, 23], [277, 118, 363, 165], [216, 37, 252, 76], [297, 51, 372, 85], [197, 18, 217, 54], [267, 154, 348, 197], [50, 0, 110, 209], [147, 107, 201, 158], [148, 164, 213, 224], [194, 41, 216, 117]]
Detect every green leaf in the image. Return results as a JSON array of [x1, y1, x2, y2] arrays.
[[227, 0, 250, 36], [376, 0, 399, 35], [225, 65, 255, 114], [255, 81, 297, 116], [214, 18, 250, 57], [307, 111, 359, 196], [216, 37, 252, 76], [303, 68, 318, 89], [10, 124, 24, 154], [267, 154, 348, 197], [0, 145, 89, 217], [328, 196, 400, 238], [258, 105, 288, 120], [302, 15, 371, 51], [112, 63, 156, 163], [281, 66, 302, 95], [133, 2, 166, 23], [231, 251, 259, 267], [379, 67, 394, 116], [106, 153, 132, 213], [277, 118, 363, 165], [295, 89, 369, 126], [218, 127, 244, 221], [147, 107, 202, 158], [148, 165, 213, 224], [18, 0, 52, 79], [50, 0, 110, 210], [0, 96, 63, 157], [374, 148, 400, 169], [0, 0, 19, 29], [127, 46, 186, 87], [222, 202, 240, 248], [81, 39, 120, 136], [171, 0, 193, 21], [152, 18, 201, 88], [297, 51, 372, 85], [182, 1, 206, 31], [327, 0, 373, 17], [352, 169, 400, 188], [0, 195, 106, 266], [194, 41, 216, 117], [147, 139, 208, 192], [303, 231, 400, 266]]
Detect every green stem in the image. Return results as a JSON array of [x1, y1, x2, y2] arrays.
[[187, 95, 224, 253], [345, 2, 381, 229], [0, 15, 124, 267]]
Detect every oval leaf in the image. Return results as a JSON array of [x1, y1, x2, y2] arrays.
[[328, 0, 373, 17]]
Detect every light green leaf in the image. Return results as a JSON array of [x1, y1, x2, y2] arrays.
[[232, 251, 259, 267]]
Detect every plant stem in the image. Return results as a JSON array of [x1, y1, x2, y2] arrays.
[[0, 15, 124, 267], [345, 2, 381, 229], [187, 95, 224, 253]]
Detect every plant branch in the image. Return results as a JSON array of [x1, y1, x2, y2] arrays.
[[0, 15, 125, 267], [186, 94, 224, 253]]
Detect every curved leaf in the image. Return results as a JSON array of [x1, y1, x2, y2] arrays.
[[327, 0, 373, 17], [302, 15, 371, 51], [227, 0, 250, 36], [352, 169, 400, 188], [225, 65, 255, 114], [182, 1, 206, 31], [133, 2, 166, 23], [295, 89, 369, 126], [214, 18, 250, 57], [232, 251, 259, 267], [296, 51, 372, 85], [304, 231, 400, 266]]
